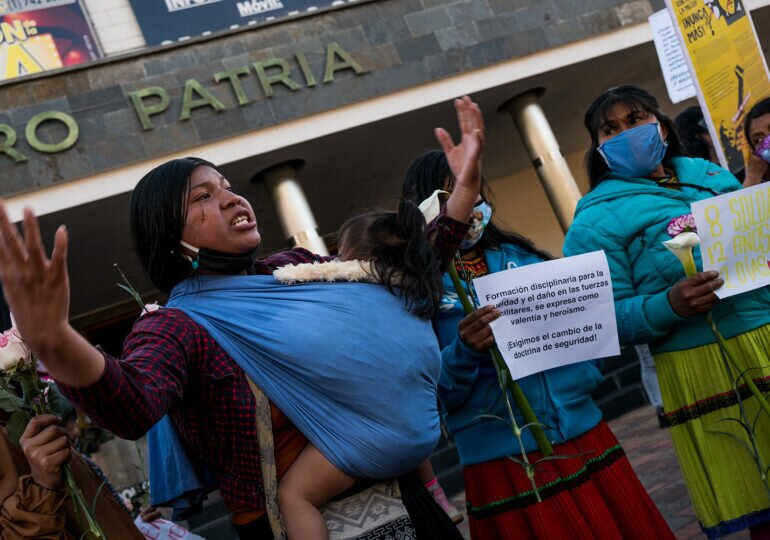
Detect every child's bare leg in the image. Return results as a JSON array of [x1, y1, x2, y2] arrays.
[[278, 443, 355, 540]]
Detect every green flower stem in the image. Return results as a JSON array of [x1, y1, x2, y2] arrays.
[[670, 242, 770, 435], [19, 376, 38, 404], [19, 374, 44, 416], [134, 441, 150, 509], [64, 464, 104, 539], [705, 313, 770, 420], [682, 252, 697, 279], [448, 264, 553, 456], [24, 369, 105, 538]]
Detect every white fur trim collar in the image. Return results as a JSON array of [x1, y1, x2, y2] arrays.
[[272, 259, 379, 284]]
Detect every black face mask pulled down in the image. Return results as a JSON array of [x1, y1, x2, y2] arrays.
[[179, 240, 259, 275]]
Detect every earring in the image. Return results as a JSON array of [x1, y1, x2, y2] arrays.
[[191, 258, 199, 270]]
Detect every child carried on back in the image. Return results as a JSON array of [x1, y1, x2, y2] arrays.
[[273, 200, 444, 539]]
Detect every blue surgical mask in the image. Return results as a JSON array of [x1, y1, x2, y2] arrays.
[[460, 201, 492, 250], [597, 122, 668, 178]]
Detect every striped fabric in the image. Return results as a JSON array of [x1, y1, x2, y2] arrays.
[[463, 421, 674, 539], [655, 324, 770, 538]]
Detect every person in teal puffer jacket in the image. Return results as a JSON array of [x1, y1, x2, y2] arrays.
[[563, 85, 770, 540], [402, 150, 673, 540]]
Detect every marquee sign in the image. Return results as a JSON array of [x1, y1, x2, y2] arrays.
[[129, 0, 358, 45]]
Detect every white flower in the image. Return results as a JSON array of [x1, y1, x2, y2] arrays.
[[418, 189, 449, 224], [0, 328, 32, 372], [662, 232, 700, 277], [141, 303, 161, 316]]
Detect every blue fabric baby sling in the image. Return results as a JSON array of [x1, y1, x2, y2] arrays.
[[148, 274, 442, 507]]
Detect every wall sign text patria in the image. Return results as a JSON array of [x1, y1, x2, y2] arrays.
[[0, 42, 367, 163]]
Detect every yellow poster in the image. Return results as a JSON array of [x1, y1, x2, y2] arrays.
[[0, 32, 62, 79], [0, 3, 100, 83], [666, 0, 770, 174]]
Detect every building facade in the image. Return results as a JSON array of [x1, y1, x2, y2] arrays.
[[6, 0, 769, 319], [2, 0, 770, 534]]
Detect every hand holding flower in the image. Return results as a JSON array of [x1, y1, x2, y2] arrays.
[[663, 232, 723, 317], [662, 228, 770, 476], [20, 414, 71, 490], [0, 328, 104, 537], [668, 271, 723, 317]]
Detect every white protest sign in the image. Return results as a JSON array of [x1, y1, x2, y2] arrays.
[[692, 182, 770, 298], [472, 251, 620, 381], [649, 9, 696, 104]]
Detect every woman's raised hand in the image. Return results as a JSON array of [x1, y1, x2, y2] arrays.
[[437, 96, 485, 223], [0, 204, 70, 357], [0, 203, 104, 387], [667, 270, 723, 318]]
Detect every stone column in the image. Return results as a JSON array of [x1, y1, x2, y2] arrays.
[[501, 90, 582, 232], [257, 160, 329, 256]]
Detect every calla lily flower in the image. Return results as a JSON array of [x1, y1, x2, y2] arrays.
[[418, 189, 449, 223], [663, 231, 700, 277]]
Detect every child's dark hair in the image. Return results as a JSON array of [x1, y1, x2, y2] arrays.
[[338, 200, 443, 318]]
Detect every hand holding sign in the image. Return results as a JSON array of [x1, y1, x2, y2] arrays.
[[692, 182, 770, 298]]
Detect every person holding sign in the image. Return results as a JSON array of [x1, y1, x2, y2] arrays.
[[402, 150, 672, 540], [564, 85, 770, 539]]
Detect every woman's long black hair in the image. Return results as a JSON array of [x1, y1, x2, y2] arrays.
[[744, 97, 770, 149], [130, 156, 220, 293], [584, 85, 686, 188], [338, 200, 444, 318], [401, 150, 551, 260]]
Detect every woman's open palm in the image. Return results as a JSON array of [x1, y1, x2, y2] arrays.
[[435, 96, 484, 199], [0, 203, 70, 355]]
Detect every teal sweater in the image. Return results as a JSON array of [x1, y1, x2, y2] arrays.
[[563, 156, 770, 353], [435, 244, 604, 466]]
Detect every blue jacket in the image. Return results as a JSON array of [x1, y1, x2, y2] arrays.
[[435, 243, 604, 466], [563, 156, 770, 353]]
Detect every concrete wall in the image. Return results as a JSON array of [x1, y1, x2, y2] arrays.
[[0, 0, 657, 197], [488, 150, 588, 257]]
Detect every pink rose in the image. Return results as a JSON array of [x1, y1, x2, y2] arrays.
[[667, 214, 697, 238], [0, 329, 32, 372]]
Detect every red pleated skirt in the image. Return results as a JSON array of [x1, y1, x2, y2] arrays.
[[463, 421, 674, 540]]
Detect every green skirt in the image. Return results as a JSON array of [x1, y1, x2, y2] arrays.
[[655, 324, 770, 538]]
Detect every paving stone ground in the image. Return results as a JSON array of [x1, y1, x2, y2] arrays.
[[449, 405, 751, 539]]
